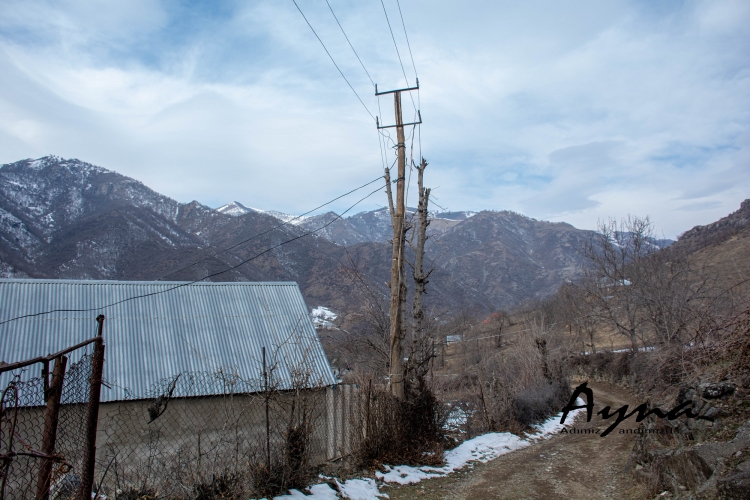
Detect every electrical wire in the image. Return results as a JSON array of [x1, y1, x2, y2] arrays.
[[320, 0, 395, 172], [159, 174, 384, 280], [395, 0, 418, 81], [325, 0, 375, 87], [378, 0, 417, 113], [394, 0, 421, 154], [0, 184, 385, 326], [379, 0, 410, 89], [292, 0, 375, 121]]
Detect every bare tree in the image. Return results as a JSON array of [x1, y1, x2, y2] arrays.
[[558, 281, 600, 354], [582, 216, 656, 351], [636, 251, 710, 345]]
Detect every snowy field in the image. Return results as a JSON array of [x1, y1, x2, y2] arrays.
[[267, 399, 585, 500]]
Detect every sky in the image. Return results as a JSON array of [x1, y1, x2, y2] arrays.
[[0, 0, 748, 239]]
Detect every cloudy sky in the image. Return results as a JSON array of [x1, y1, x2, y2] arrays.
[[1, 0, 748, 238]]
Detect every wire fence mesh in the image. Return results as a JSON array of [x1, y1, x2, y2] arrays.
[[95, 372, 362, 499], [3, 345, 443, 499], [0, 348, 95, 500]]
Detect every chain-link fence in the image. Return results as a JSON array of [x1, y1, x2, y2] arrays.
[[95, 372, 362, 498], [0, 336, 103, 500], [3, 332, 444, 499]]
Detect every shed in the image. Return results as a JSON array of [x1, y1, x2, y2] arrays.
[[0, 279, 337, 399], [0, 280, 362, 494]]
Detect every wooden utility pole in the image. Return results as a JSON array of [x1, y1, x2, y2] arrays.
[[376, 82, 421, 400], [387, 90, 406, 400]]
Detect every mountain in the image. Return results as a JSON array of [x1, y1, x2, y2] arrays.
[[672, 199, 750, 255], [310, 209, 599, 311], [0, 156, 364, 313], [425, 211, 595, 307], [0, 155, 659, 315], [670, 199, 750, 283], [216, 201, 253, 217], [327, 207, 478, 245], [295, 212, 370, 246]]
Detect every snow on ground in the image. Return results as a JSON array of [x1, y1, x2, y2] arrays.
[[583, 346, 657, 355], [609, 346, 656, 354], [311, 306, 338, 328], [311, 307, 337, 321], [336, 478, 388, 500], [274, 483, 340, 500], [271, 399, 585, 499]]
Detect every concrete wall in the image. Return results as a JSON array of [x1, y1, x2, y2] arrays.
[[94, 385, 361, 495]]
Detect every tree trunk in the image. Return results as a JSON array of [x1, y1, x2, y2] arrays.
[[412, 159, 430, 350]]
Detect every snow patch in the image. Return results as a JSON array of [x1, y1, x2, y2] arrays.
[[271, 478, 387, 500], [274, 483, 340, 500], [216, 201, 253, 217], [376, 398, 586, 487], [265, 399, 585, 499], [311, 306, 337, 328], [337, 478, 388, 499], [312, 306, 337, 321]]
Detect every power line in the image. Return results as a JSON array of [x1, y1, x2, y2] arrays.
[[325, 0, 375, 87], [379, 0, 410, 88], [159, 174, 384, 280], [395, 0, 418, 81], [292, 0, 375, 120], [0, 184, 385, 326], [378, 0, 417, 113]]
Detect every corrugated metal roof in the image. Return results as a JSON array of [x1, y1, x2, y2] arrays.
[[0, 279, 336, 402]]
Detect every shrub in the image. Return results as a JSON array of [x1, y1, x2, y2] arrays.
[[512, 378, 571, 428]]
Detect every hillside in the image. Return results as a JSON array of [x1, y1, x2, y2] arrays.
[[1, 155, 624, 314], [0, 156, 360, 312], [672, 199, 750, 286]]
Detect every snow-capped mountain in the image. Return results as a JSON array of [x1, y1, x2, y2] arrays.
[[1, 155, 682, 314], [214, 200, 481, 247], [0, 157, 352, 312], [216, 201, 254, 217]]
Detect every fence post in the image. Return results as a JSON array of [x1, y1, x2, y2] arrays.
[[36, 355, 67, 500], [79, 315, 105, 500], [326, 386, 335, 460], [263, 346, 270, 472]]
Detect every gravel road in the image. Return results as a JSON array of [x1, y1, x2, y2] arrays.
[[384, 381, 651, 500]]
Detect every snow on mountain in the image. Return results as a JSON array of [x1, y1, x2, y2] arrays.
[[213, 204, 485, 246], [0, 156, 180, 234], [432, 211, 478, 221], [311, 306, 337, 328], [216, 201, 253, 217], [264, 210, 308, 225], [215, 202, 310, 226]]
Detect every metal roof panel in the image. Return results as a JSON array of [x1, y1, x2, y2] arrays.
[[0, 279, 336, 402]]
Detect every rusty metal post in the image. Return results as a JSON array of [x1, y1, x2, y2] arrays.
[[263, 346, 270, 471], [79, 315, 105, 500], [36, 355, 67, 500]]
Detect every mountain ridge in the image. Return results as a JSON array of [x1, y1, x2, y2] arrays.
[[4, 156, 712, 316]]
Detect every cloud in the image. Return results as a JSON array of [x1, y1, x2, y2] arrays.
[[0, 0, 748, 239], [677, 200, 724, 212]]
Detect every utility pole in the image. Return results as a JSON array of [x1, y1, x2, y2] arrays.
[[376, 82, 422, 400]]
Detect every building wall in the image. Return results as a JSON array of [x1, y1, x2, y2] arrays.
[[94, 385, 361, 494]]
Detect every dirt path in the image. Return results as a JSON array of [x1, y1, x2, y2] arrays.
[[385, 382, 651, 500]]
